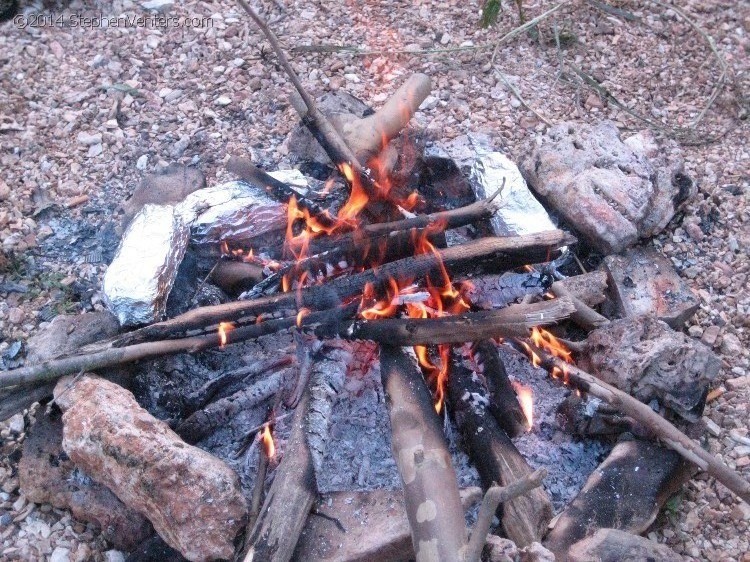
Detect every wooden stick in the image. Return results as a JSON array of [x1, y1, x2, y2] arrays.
[[328, 297, 576, 345], [246, 436, 270, 534], [528, 345, 750, 505], [243, 383, 317, 562], [112, 231, 573, 345], [447, 354, 552, 548], [464, 468, 547, 562], [470, 340, 527, 438], [379, 345, 467, 561], [549, 281, 608, 331]]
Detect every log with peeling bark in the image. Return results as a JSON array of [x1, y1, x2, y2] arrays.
[[470, 340, 527, 438], [243, 382, 317, 562], [379, 345, 468, 561], [326, 297, 576, 345], [112, 230, 574, 346], [305, 342, 351, 476], [527, 344, 750, 505], [544, 439, 693, 560], [447, 352, 553, 548]]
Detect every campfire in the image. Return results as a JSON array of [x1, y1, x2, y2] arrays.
[[2, 4, 748, 562]]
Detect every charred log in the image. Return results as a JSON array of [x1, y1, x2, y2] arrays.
[[447, 352, 553, 547]]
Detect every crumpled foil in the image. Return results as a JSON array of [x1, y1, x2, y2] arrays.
[[469, 152, 557, 237], [177, 179, 292, 248], [103, 204, 190, 326]]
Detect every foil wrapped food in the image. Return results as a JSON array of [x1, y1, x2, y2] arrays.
[[469, 152, 557, 237], [178, 178, 292, 248], [103, 204, 190, 326]]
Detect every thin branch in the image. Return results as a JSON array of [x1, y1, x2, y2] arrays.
[[464, 468, 547, 562]]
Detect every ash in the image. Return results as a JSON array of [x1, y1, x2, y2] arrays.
[[497, 345, 611, 512]]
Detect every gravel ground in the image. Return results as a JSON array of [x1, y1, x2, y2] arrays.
[[0, 0, 748, 560]]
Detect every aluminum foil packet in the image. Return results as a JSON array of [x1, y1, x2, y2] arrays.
[[469, 152, 556, 237], [103, 204, 190, 326], [178, 178, 293, 248]]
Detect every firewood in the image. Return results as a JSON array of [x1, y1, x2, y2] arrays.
[[379, 345, 468, 561], [209, 260, 264, 295], [527, 344, 750, 505], [113, 231, 573, 345], [175, 368, 291, 443], [465, 468, 548, 562], [470, 340, 527, 438], [543, 439, 693, 559], [447, 353, 553, 547], [306, 342, 351, 475], [549, 281, 608, 331], [250, 190, 505, 297], [328, 297, 576, 345], [243, 381, 317, 562], [553, 270, 608, 308]]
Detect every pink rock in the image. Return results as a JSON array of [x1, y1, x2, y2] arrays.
[[54, 374, 247, 562]]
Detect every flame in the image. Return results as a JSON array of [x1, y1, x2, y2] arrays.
[[261, 425, 275, 458], [296, 307, 311, 327], [530, 327, 573, 364], [512, 381, 533, 429], [218, 322, 234, 349]]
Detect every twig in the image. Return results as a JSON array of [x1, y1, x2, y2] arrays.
[[549, 282, 608, 331], [490, 2, 570, 64], [495, 70, 552, 126], [527, 344, 750, 505], [464, 468, 548, 562], [246, 435, 270, 534], [648, 0, 729, 128]]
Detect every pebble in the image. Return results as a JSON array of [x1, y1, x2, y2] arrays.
[[721, 333, 743, 355], [7, 413, 24, 434], [7, 307, 24, 325], [688, 325, 704, 338], [136, 155, 148, 171], [76, 132, 102, 146], [701, 325, 721, 346], [215, 96, 232, 106], [50, 546, 71, 562], [726, 375, 750, 391], [104, 550, 127, 562], [87, 144, 103, 158]]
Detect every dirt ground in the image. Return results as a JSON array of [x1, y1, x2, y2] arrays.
[[0, 0, 748, 560]]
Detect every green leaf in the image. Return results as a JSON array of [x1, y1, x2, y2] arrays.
[[480, 0, 502, 28]]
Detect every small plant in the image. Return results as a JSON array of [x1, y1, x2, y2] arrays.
[[480, 0, 502, 28]]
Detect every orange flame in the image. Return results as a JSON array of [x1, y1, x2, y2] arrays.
[[261, 425, 275, 458], [522, 327, 574, 385], [296, 307, 311, 327], [218, 322, 234, 349], [512, 381, 534, 429]]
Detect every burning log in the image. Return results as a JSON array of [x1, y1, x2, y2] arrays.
[[447, 352, 553, 547], [111, 230, 573, 345], [379, 345, 467, 561], [470, 340, 527, 438], [543, 439, 693, 560], [245, 424, 276, 544], [0, 297, 572, 390], [525, 342, 750, 505], [243, 377, 317, 562], [175, 367, 292, 443], [250, 190, 506, 296], [328, 297, 576, 345]]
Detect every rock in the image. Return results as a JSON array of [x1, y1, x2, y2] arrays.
[[484, 535, 520, 562], [7, 412, 24, 434], [54, 374, 248, 562], [50, 546, 71, 562], [215, 95, 231, 106], [721, 333, 743, 356], [701, 325, 721, 347], [19, 413, 152, 550], [121, 164, 206, 227], [726, 375, 750, 391], [604, 246, 700, 328], [521, 121, 695, 254], [520, 542, 556, 561], [7, 307, 24, 324], [582, 315, 720, 421], [104, 550, 127, 562], [567, 528, 683, 562], [141, 0, 174, 9], [544, 440, 690, 559], [136, 155, 148, 171], [77, 132, 102, 146]]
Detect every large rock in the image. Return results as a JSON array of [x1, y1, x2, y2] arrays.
[[604, 246, 699, 327], [19, 413, 152, 550], [521, 121, 694, 254], [581, 315, 720, 422], [54, 374, 248, 562], [122, 164, 206, 226], [567, 528, 683, 562]]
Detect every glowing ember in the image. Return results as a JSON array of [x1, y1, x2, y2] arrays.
[[218, 322, 234, 349], [261, 425, 275, 458], [296, 307, 311, 327], [512, 381, 534, 430]]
